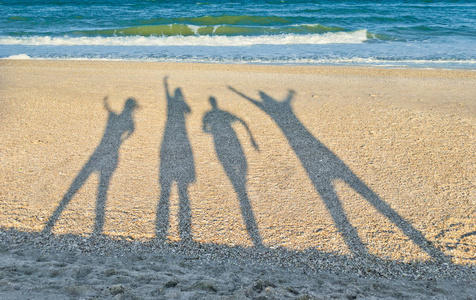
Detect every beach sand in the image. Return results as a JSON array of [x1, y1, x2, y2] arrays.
[[1, 60, 475, 298]]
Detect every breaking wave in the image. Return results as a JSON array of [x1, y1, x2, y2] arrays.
[[0, 30, 369, 46]]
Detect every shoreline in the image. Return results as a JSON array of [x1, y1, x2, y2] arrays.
[[3, 58, 476, 76], [1, 59, 475, 298], [3, 56, 476, 71]]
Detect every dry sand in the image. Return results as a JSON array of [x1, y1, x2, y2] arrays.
[[0, 60, 475, 299]]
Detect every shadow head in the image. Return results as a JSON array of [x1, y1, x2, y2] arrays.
[[125, 98, 138, 112], [174, 88, 184, 100]]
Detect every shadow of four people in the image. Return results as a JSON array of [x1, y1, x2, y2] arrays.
[[42, 77, 447, 261]]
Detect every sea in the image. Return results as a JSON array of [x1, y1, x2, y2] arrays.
[[1, 0, 475, 69]]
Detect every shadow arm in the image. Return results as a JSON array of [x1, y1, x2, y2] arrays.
[[164, 76, 171, 99], [284, 89, 296, 103], [103, 96, 113, 113], [122, 129, 133, 141], [228, 86, 263, 109], [237, 117, 259, 150]]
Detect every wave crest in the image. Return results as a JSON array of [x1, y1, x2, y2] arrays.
[[74, 23, 346, 37], [0, 30, 368, 46]]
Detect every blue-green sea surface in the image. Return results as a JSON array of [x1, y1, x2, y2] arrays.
[[1, 0, 475, 69]]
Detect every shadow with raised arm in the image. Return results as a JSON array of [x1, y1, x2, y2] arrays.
[[43, 97, 137, 235], [156, 77, 196, 242], [229, 86, 448, 261], [202, 96, 262, 246]]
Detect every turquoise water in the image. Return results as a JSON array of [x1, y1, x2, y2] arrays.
[[1, 0, 475, 68]]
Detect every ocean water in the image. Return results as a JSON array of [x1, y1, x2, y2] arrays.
[[1, 0, 475, 69]]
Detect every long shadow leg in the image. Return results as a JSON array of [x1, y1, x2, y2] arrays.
[[348, 176, 448, 261], [223, 159, 263, 247], [156, 182, 171, 241], [42, 162, 94, 234], [236, 186, 263, 247], [317, 181, 369, 256], [178, 183, 192, 242], [93, 170, 113, 235]]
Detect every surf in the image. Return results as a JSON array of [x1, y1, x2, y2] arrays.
[[74, 23, 347, 37], [0, 30, 369, 47]]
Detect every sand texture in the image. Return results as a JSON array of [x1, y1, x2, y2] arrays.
[[1, 60, 475, 299]]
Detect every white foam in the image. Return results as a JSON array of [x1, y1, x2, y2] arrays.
[[3, 54, 474, 70], [5, 53, 32, 59], [0, 30, 368, 47], [152, 56, 476, 67]]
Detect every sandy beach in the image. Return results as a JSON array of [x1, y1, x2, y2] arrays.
[[1, 60, 475, 299]]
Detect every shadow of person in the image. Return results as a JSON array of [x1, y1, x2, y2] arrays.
[[202, 96, 262, 247], [229, 86, 448, 261], [43, 97, 137, 236], [156, 77, 196, 242]]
